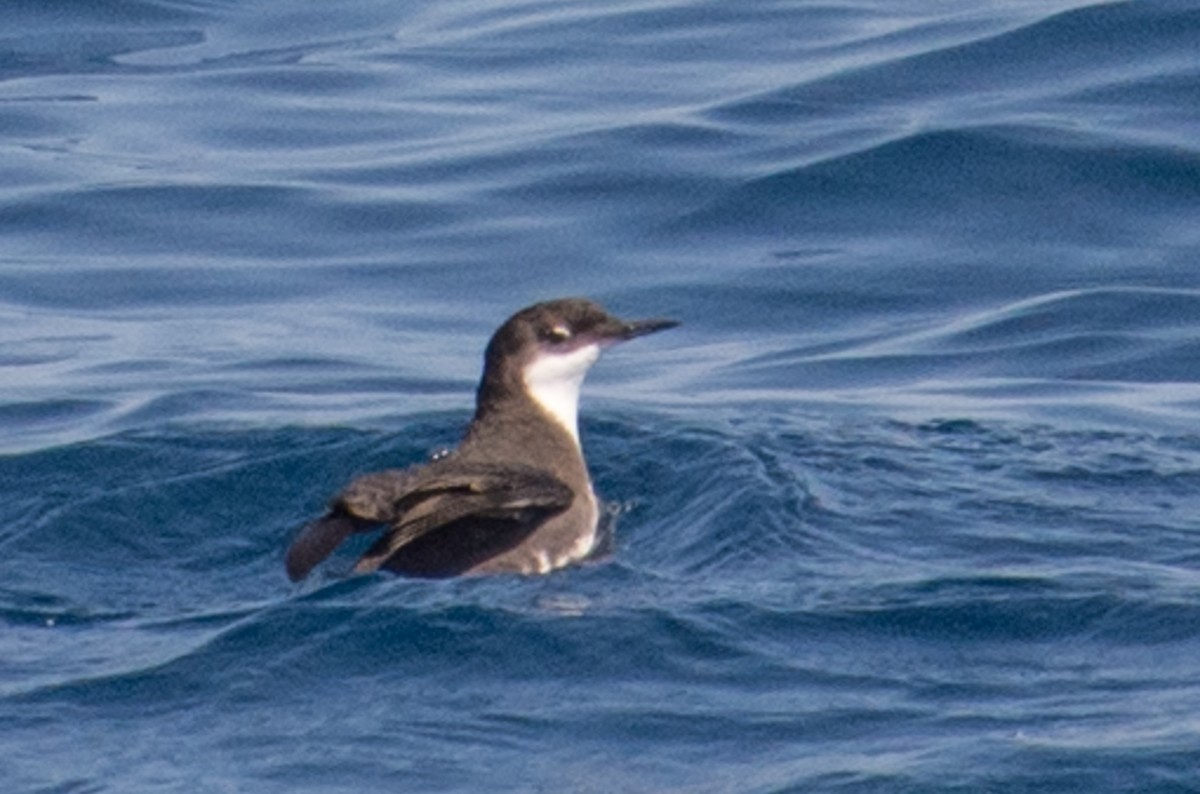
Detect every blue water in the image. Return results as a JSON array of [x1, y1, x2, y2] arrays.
[[3, 0, 1200, 790]]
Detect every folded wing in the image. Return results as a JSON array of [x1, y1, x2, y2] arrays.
[[285, 462, 573, 581]]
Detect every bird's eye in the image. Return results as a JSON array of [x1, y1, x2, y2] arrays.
[[543, 324, 572, 343]]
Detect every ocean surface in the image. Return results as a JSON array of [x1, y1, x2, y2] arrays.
[[3, 0, 1200, 791]]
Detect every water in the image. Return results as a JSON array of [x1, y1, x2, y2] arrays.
[[3, 0, 1200, 790]]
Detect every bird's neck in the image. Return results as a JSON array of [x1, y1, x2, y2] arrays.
[[472, 347, 598, 450], [464, 382, 588, 482]]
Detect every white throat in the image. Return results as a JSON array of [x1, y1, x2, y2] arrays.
[[522, 343, 601, 446]]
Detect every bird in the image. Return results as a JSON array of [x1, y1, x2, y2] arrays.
[[285, 297, 678, 581]]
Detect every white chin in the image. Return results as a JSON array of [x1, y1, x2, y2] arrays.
[[522, 344, 601, 444]]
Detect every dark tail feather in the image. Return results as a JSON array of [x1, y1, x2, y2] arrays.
[[285, 512, 369, 582]]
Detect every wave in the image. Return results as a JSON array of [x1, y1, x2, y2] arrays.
[[6, 413, 1198, 627], [717, 287, 1200, 401], [670, 125, 1200, 245], [3, 412, 1198, 789]]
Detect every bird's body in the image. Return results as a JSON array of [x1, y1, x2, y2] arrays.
[[285, 298, 676, 581]]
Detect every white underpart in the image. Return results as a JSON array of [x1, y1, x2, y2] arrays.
[[568, 487, 600, 561], [522, 342, 601, 447], [532, 488, 599, 574]]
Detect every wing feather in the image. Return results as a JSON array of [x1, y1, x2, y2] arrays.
[[286, 461, 573, 580], [352, 465, 573, 573]]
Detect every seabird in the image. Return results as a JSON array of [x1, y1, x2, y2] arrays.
[[285, 297, 677, 580]]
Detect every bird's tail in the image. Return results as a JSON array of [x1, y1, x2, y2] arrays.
[[285, 511, 370, 582]]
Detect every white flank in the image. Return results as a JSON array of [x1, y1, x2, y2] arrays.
[[544, 488, 600, 572], [522, 343, 601, 446], [565, 487, 600, 562]]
